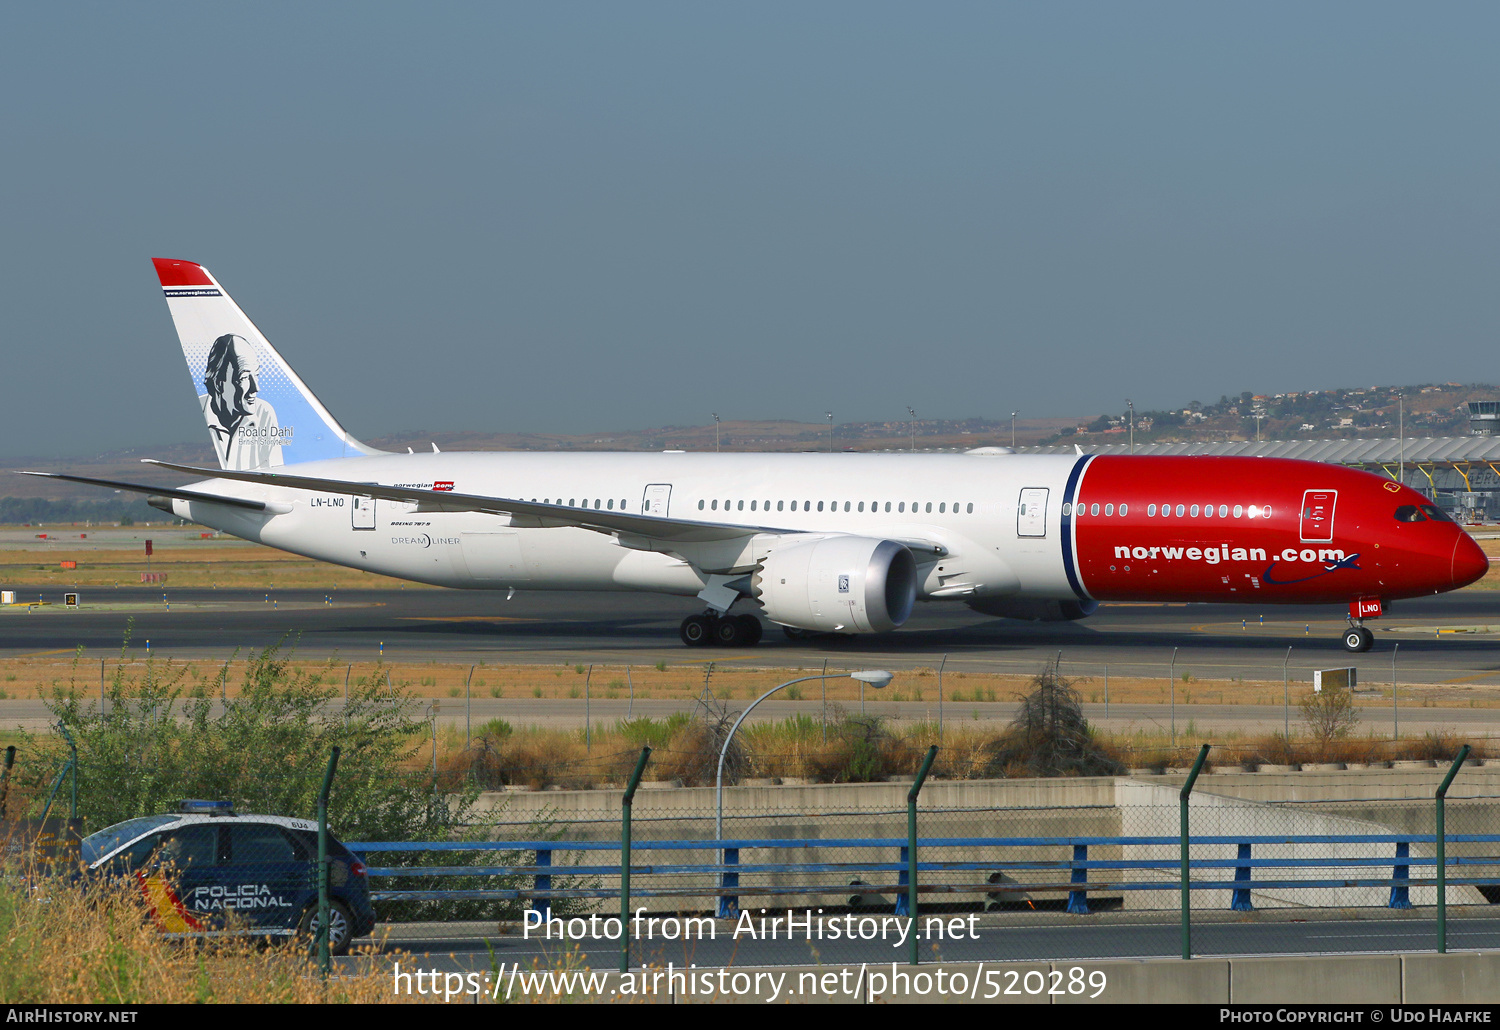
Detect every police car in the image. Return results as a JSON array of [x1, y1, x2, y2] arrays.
[[80, 800, 376, 956]]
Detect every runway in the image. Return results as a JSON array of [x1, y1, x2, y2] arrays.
[[2, 583, 1497, 678], [2, 584, 1498, 734]]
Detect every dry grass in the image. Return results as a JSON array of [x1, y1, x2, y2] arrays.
[[2, 656, 1498, 707], [0, 863, 405, 1004], [0, 544, 434, 590]]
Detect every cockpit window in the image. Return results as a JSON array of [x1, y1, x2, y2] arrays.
[[1420, 504, 1452, 523], [1394, 505, 1425, 523]]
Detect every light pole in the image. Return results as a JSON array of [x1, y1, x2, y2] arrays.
[[716, 670, 892, 845], [1127, 399, 1134, 454], [1010, 412, 1018, 449], [825, 411, 834, 452], [1255, 413, 1263, 443], [712, 413, 720, 453], [907, 407, 917, 452]]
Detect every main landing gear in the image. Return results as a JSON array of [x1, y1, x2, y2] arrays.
[[680, 611, 764, 647]]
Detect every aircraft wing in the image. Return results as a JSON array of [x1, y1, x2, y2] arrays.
[[17, 471, 277, 513], [138, 460, 769, 543]]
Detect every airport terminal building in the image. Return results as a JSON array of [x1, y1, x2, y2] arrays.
[[1025, 402, 1500, 524]]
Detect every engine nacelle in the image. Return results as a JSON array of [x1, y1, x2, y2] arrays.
[[966, 598, 1098, 622], [753, 537, 917, 634]]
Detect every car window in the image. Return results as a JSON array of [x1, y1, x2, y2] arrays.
[[145, 825, 218, 872], [82, 815, 178, 865], [228, 824, 305, 864]]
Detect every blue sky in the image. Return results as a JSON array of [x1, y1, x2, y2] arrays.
[[3, 2, 1498, 456]]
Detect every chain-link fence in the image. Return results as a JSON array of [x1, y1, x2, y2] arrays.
[[6, 649, 1500, 972]]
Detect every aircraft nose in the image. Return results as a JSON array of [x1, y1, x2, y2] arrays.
[[1451, 532, 1490, 589]]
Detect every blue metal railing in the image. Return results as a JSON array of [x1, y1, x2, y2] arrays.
[[347, 834, 1500, 918]]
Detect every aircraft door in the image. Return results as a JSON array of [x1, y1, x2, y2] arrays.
[[351, 495, 375, 530], [1017, 488, 1048, 538], [642, 484, 672, 517], [1300, 490, 1337, 543]]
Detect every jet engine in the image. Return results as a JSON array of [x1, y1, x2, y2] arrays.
[[966, 598, 1098, 622], [752, 536, 917, 634]]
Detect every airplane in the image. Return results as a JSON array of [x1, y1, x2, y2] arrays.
[[22, 258, 1489, 653]]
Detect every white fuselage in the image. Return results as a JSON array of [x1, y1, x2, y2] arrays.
[[167, 450, 1078, 603]]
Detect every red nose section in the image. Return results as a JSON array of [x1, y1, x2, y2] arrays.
[[1452, 533, 1490, 589]]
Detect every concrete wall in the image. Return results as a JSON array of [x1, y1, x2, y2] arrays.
[[1116, 780, 1487, 909], [547, 953, 1500, 1003]]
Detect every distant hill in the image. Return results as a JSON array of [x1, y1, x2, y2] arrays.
[[6, 382, 1497, 503]]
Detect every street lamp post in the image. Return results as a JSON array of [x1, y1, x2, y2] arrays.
[[1010, 412, 1018, 449], [906, 407, 917, 452], [825, 411, 834, 452], [1127, 400, 1134, 454], [715, 670, 893, 846]]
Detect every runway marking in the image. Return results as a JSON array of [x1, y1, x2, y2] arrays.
[[5, 649, 74, 658], [398, 616, 542, 623], [1442, 671, 1500, 684]]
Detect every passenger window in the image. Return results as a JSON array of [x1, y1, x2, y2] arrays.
[[925, 502, 932, 513], [146, 826, 218, 872], [966, 502, 973, 514], [1190, 505, 1199, 517], [899, 502, 906, 513], [737, 500, 744, 511], [1175, 504, 1185, 517], [698, 500, 705, 510], [777, 501, 784, 511], [1091, 503, 1100, 516], [1062, 502, 1072, 516], [857, 502, 864, 512], [817, 502, 824, 512], [229, 824, 302, 864], [1147, 504, 1156, 516], [1105, 503, 1114, 516], [711, 500, 718, 510], [608, 499, 614, 510], [804, 501, 811, 511], [1263, 505, 1272, 518], [569, 498, 575, 507], [1118, 503, 1127, 516], [750, 500, 756, 511], [887, 502, 893, 512], [1233, 504, 1243, 518], [1219, 504, 1228, 517]]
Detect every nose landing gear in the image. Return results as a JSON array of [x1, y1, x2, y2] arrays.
[[679, 611, 764, 647], [1342, 625, 1375, 653], [1342, 598, 1382, 653]]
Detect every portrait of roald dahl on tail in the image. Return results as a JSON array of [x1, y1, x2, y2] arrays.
[[200, 333, 288, 470]]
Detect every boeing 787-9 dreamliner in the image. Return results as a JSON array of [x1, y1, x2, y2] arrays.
[[24, 259, 1489, 651]]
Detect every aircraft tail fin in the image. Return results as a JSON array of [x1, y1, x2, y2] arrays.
[[152, 258, 383, 470]]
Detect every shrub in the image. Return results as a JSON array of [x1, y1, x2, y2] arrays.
[[983, 659, 1124, 777]]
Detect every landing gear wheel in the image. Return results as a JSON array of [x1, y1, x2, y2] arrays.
[[680, 615, 713, 647], [1343, 627, 1374, 653], [735, 614, 763, 646], [1358, 626, 1375, 651], [713, 616, 743, 646]]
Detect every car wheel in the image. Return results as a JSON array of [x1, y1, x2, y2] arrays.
[[299, 899, 354, 957]]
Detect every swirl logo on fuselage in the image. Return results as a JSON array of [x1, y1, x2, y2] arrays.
[[1261, 552, 1361, 585]]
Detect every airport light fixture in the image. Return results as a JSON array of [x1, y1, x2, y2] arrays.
[[715, 670, 891, 844], [906, 407, 917, 452], [712, 413, 720, 453], [1127, 399, 1135, 454], [825, 411, 834, 452], [1010, 412, 1018, 449]]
